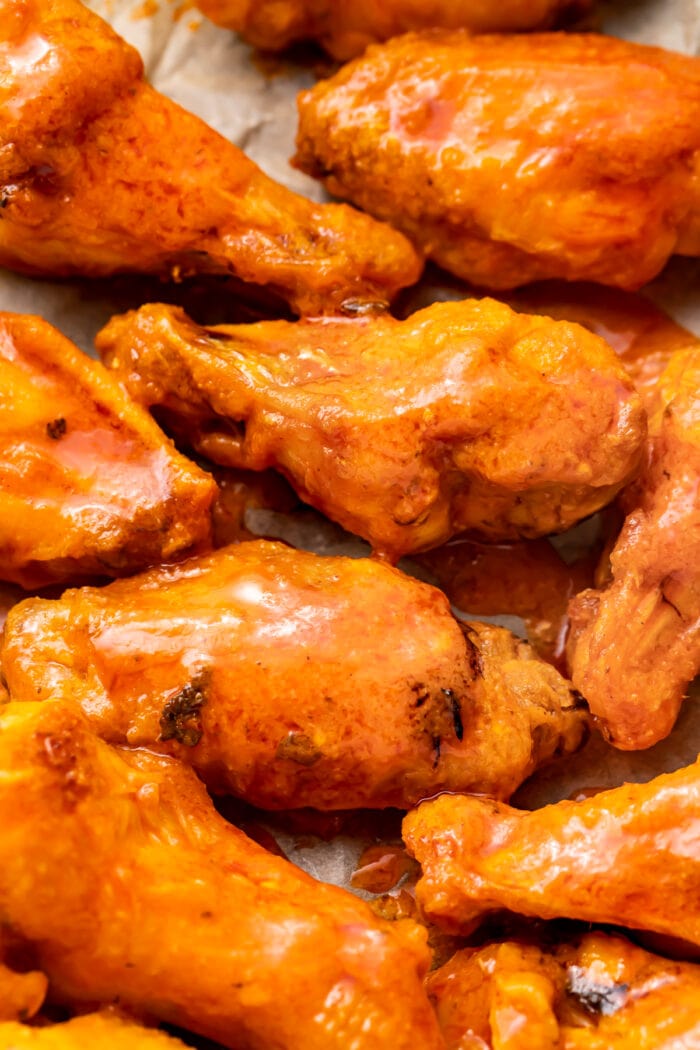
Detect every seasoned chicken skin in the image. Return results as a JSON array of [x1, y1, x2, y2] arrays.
[[0, 1015, 189, 1049], [0, 312, 215, 589], [403, 758, 700, 944], [0, 0, 420, 315], [295, 32, 700, 291], [0, 701, 443, 1050], [97, 300, 644, 560], [0, 542, 587, 809], [568, 346, 700, 749], [428, 933, 700, 1050], [197, 0, 589, 60]]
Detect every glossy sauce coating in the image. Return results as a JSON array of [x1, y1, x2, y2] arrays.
[[196, 0, 589, 59], [96, 299, 644, 560], [403, 758, 700, 944], [0, 541, 587, 809], [295, 32, 700, 290], [0, 701, 444, 1049], [0, 1015, 189, 1049], [568, 345, 700, 748], [0, 0, 421, 315], [428, 933, 700, 1049], [0, 312, 215, 589]]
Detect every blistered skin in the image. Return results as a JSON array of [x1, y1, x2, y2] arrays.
[[0, 1015, 189, 1049], [295, 32, 700, 291], [0, 701, 443, 1049], [0, 542, 587, 809], [428, 934, 700, 1049], [96, 300, 644, 560], [511, 282, 700, 411], [0, 0, 420, 316], [403, 758, 700, 944], [568, 346, 700, 749], [0, 313, 215, 589], [196, 0, 589, 60], [417, 539, 594, 668]]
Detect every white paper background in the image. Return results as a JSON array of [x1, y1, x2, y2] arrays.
[[2, 0, 699, 888]]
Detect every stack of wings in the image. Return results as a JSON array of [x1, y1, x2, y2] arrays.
[[0, 0, 699, 1047]]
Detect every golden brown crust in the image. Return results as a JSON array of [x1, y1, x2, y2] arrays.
[[0, 700, 443, 1049], [295, 32, 700, 290], [0, 541, 587, 808], [0, 0, 421, 314], [403, 760, 700, 944], [96, 299, 645, 559], [0, 312, 215, 588]]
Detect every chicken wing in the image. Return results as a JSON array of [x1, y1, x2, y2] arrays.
[[403, 757, 700, 943], [568, 345, 700, 748], [416, 539, 594, 668], [428, 933, 700, 1049], [0, 700, 443, 1049], [196, 0, 589, 60], [0, 312, 215, 589], [510, 282, 700, 410], [0, 1015, 189, 1049], [0, 541, 587, 809], [295, 32, 700, 290], [96, 299, 644, 559], [0, 0, 420, 315]]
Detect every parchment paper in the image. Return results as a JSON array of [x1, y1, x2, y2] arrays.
[[2, 0, 699, 892]]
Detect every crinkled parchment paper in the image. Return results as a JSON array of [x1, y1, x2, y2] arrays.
[[1, 0, 699, 890]]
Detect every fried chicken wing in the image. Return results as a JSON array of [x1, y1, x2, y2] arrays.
[[0, 312, 215, 589], [510, 283, 700, 410], [568, 345, 700, 748], [196, 0, 589, 60], [0, 700, 443, 1049], [0, 0, 420, 315], [417, 539, 594, 668], [428, 933, 700, 1049], [403, 757, 700, 943], [0, 1015, 189, 1049], [96, 299, 644, 559], [0, 541, 587, 809], [295, 32, 700, 291]]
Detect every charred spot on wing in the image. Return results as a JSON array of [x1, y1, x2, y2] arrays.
[[443, 688, 464, 741], [563, 688, 588, 712], [275, 731, 323, 766], [413, 684, 467, 764], [159, 669, 211, 747], [46, 417, 67, 440], [566, 966, 630, 1016], [459, 627, 484, 680]]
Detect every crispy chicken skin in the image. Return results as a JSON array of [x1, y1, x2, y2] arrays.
[[510, 283, 700, 410], [96, 300, 645, 560], [568, 346, 700, 749], [0, 542, 587, 809], [417, 539, 594, 668], [0, 312, 215, 589], [0, 700, 443, 1050], [196, 0, 589, 60], [403, 758, 700, 943], [0, 1015, 189, 1049], [0, 0, 420, 315], [295, 32, 700, 291], [428, 934, 700, 1049]]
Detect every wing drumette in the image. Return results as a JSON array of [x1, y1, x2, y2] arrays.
[[0, 541, 587, 810], [196, 0, 589, 60], [0, 0, 420, 315], [295, 32, 700, 290], [0, 700, 443, 1049], [96, 299, 644, 560], [403, 757, 700, 944], [428, 933, 700, 1049], [568, 345, 700, 748], [0, 312, 215, 589]]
